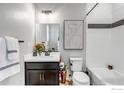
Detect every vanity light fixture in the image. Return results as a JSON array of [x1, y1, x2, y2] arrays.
[[41, 10, 52, 15]]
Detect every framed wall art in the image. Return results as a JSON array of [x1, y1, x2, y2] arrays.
[[64, 20, 84, 50]]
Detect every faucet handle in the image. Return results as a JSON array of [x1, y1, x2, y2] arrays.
[[108, 64, 113, 70]]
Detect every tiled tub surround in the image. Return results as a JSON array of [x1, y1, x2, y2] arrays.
[[86, 3, 124, 85], [88, 19, 124, 29]]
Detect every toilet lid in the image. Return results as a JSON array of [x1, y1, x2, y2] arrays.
[[73, 72, 89, 84]]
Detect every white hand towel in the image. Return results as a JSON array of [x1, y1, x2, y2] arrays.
[[4, 36, 19, 61]]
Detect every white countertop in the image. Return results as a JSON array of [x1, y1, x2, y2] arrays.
[[24, 52, 60, 62]]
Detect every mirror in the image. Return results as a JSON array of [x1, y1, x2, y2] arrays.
[[35, 24, 60, 51]]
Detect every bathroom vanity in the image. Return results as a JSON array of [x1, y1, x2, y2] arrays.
[[24, 23, 61, 85], [24, 52, 60, 85]]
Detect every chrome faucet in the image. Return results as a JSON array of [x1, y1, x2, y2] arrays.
[[44, 51, 50, 56]]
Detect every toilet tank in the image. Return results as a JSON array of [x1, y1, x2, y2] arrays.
[[70, 57, 83, 72]]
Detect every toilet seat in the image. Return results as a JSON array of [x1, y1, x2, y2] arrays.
[[73, 72, 90, 84]]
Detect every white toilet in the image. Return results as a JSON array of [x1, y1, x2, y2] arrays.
[[70, 57, 90, 85]]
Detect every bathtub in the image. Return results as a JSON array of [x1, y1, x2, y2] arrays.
[[87, 67, 124, 85]]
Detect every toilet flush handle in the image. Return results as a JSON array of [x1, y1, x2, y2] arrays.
[[70, 63, 72, 66], [70, 61, 73, 66]]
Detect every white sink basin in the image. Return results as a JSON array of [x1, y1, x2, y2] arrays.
[[33, 55, 54, 58], [24, 52, 60, 62]]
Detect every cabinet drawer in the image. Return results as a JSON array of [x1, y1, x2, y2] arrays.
[[25, 62, 59, 70]]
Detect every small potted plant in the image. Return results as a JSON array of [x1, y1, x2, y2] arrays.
[[34, 43, 45, 56]]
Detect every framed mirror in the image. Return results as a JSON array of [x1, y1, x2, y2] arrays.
[[35, 24, 60, 51]]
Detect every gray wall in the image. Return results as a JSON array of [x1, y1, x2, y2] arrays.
[[86, 4, 112, 68], [0, 3, 35, 85], [35, 4, 86, 72]]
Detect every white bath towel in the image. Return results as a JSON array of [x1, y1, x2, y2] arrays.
[[0, 37, 6, 63], [4, 36, 19, 61], [0, 63, 20, 81]]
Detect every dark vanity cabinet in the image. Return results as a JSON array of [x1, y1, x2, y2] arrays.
[[25, 62, 59, 85]]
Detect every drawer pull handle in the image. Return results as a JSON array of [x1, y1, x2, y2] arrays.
[[42, 72, 45, 80], [40, 73, 41, 81], [40, 72, 45, 80]]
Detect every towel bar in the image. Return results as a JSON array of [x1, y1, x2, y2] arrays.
[[18, 40, 24, 43]]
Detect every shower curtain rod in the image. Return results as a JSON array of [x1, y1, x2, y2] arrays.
[[86, 3, 99, 16]]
